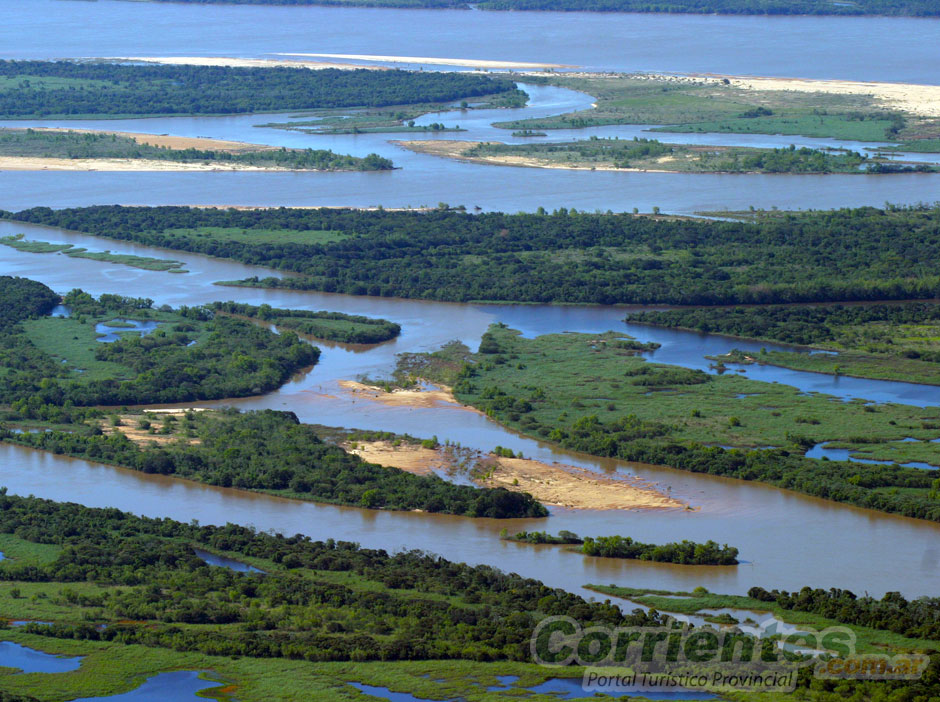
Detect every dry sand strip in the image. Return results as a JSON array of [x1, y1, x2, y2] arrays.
[[0, 156, 293, 172], [18, 127, 274, 153], [637, 71, 940, 119], [337, 380, 480, 411], [345, 439, 686, 512], [100, 56, 382, 71], [278, 53, 573, 70]]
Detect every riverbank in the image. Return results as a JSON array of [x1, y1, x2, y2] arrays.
[[102, 55, 384, 71], [338, 380, 474, 410], [343, 438, 686, 511], [276, 52, 572, 70]]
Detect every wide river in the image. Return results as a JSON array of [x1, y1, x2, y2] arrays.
[[1, 221, 939, 602], [1, 0, 938, 604]]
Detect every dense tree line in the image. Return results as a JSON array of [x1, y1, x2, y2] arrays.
[[1, 409, 545, 518], [581, 535, 739, 565], [210, 301, 401, 343], [0, 130, 392, 170], [0, 287, 319, 407], [502, 530, 739, 564], [748, 586, 940, 641], [0, 492, 653, 662], [0, 276, 59, 328], [7, 205, 940, 306], [0, 62, 518, 118], [145, 0, 940, 15], [469, 139, 876, 173], [628, 302, 940, 362]]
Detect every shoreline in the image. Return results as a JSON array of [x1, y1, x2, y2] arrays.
[[276, 52, 572, 70], [0, 156, 316, 172], [98, 55, 384, 71]]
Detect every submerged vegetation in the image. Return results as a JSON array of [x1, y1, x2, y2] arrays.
[[8, 205, 940, 306], [628, 302, 940, 384], [1, 409, 546, 518], [1, 234, 188, 272]]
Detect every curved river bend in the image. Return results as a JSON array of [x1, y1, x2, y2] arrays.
[[0, 221, 938, 601]]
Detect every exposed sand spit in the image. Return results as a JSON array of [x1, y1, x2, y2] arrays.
[[277, 53, 572, 70], [0, 156, 292, 172], [346, 439, 686, 511], [338, 380, 477, 410]]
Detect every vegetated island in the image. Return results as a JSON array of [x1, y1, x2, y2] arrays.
[[210, 301, 401, 344], [0, 60, 521, 119], [627, 301, 940, 386], [0, 128, 393, 172], [135, 0, 940, 18], [501, 530, 739, 565], [496, 72, 940, 148], [1, 233, 188, 272], [0, 276, 404, 410], [398, 137, 929, 174], [1, 409, 545, 518], [388, 324, 940, 522], [9, 204, 940, 306]]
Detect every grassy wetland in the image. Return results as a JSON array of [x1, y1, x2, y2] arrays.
[[495, 73, 940, 146], [391, 325, 940, 521], [628, 302, 940, 385]]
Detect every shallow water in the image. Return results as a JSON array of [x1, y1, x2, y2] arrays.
[[72, 671, 220, 701], [0, 641, 83, 674]]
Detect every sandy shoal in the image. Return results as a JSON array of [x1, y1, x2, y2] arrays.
[[638, 71, 940, 119], [277, 53, 571, 70], [103, 56, 381, 71], [338, 380, 478, 411], [0, 156, 294, 172], [346, 440, 685, 511], [10, 127, 272, 153]]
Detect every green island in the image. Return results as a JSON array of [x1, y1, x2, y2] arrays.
[[393, 324, 940, 521], [585, 585, 940, 654], [501, 530, 740, 565], [406, 137, 924, 174], [8, 204, 940, 306], [627, 302, 940, 385], [0, 129, 393, 171], [1, 409, 545, 518], [0, 283, 320, 408], [0, 61, 520, 119], [1, 234, 188, 273], [495, 73, 939, 146], [0, 494, 937, 701], [209, 301, 401, 344], [142, 0, 940, 17]]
